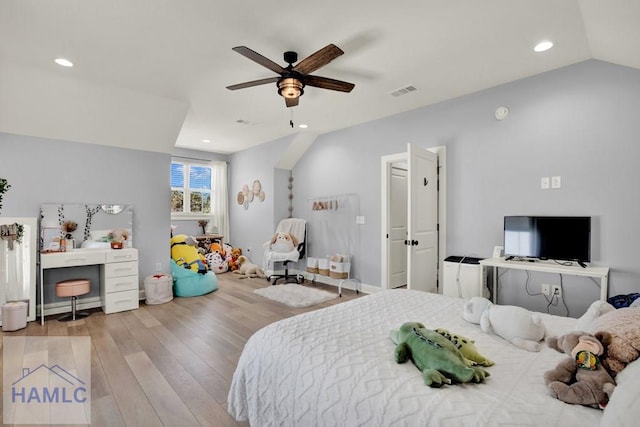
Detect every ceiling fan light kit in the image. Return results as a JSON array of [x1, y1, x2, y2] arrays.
[[278, 77, 304, 99], [227, 44, 355, 108]]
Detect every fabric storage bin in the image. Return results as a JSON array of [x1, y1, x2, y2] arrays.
[[330, 261, 351, 279], [144, 274, 174, 305], [318, 258, 330, 276], [2, 301, 28, 331], [306, 257, 319, 274]]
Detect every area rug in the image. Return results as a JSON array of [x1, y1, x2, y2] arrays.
[[254, 284, 337, 308]]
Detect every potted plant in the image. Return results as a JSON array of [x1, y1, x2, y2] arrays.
[[0, 178, 10, 215]]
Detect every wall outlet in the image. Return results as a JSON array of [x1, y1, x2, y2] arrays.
[[551, 176, 561, 189], [541, 283, 551, 296], [551, 284, 562, 297]]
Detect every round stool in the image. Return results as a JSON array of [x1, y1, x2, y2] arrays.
[[55, 279, 91, 322]]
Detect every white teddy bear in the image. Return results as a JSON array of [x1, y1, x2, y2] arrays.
[[462, 296, 546, 352]]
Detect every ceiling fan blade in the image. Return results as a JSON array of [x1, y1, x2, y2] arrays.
[[292, 44, 344, 75], [285, 96, 299, 108], [304, 75, 355, 93], [226, 77, 279, 91], [232, 46, 286, 74]]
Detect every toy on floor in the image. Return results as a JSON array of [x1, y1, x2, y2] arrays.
[[171, 234, 208, 274], [228, 247, 242, 272], [390, 322, 491, 387], [206, 251, 228, 274], [233, 255, 266, 279], [544, 331, 616, 408], [462, 296, 545, 352]]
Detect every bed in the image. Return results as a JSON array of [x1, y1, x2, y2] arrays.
[[228, 289, 639, 426]]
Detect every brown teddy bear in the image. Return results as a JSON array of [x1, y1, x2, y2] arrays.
[[228, 247, 242, 272], [544, 331, 616, 408], [585, 307, 640, 376]]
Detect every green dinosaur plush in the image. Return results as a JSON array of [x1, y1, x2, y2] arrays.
[[435, 328, 495, 367], [392, 322, 491, 387]]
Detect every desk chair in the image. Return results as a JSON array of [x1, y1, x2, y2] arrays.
[[263, 218, 306, 285]]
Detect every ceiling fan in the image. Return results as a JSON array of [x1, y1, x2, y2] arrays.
[[226, 44, 355, 108]]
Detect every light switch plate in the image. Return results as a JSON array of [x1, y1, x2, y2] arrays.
[[541, 177, 550, 189], [356, 216, 365, 224], [551, 176, 561, 189]]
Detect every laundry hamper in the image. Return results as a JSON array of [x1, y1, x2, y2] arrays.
[[144, 274, 174, 305], [2, 301, 28, 331]]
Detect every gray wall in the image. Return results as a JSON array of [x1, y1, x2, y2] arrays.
[[229, 59, 640, 317], [0, 132, 170, 302], [229, 136, 291, 265]]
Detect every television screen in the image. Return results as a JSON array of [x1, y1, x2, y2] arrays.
[[503, 216, 591, 263]]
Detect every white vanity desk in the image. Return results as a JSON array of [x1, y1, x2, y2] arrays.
[[39, 247, 139, 325]]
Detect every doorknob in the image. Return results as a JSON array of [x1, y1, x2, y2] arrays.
[[404, 240, 408, 245], [411, 240, 418, 246]]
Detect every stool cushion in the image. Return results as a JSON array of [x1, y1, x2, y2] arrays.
[[56, 279, 91, 297]]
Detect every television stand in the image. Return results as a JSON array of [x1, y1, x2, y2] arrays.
[[480, 257, 609, 304]]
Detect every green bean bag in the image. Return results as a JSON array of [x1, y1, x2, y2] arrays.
[[170, 259, 218, 297]]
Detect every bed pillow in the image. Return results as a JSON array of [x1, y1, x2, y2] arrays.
[[600, 358, 640, 427]]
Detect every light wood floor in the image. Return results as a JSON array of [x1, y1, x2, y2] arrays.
[[0, 274, 363, 426]]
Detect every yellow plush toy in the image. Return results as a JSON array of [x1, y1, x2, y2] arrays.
[[170, 234, 208, 274]]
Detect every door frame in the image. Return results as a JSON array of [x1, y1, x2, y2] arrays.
[[380, 146, 447, 291]]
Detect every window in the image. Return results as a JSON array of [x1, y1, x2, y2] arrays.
[[171, 160, 212, 219]]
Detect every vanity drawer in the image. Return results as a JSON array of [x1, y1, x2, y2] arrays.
[[104, 274, 139, 293], [41, 251, 105, 268], [106, 249, 138, 263], [103, 289, 139, 314], [104, 261, 138, 278]]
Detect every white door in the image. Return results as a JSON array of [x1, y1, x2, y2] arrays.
[[389, 165, 407, 287], [407, 144, 438, 293]]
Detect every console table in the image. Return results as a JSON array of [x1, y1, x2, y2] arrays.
[[39, 248, 139, 324], [479, 257, 609, 304]]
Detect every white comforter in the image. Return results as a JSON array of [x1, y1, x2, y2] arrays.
[[228, 289, 603, 426]]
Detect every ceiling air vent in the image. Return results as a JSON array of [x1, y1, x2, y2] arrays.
[[390, 85, 418, 97]]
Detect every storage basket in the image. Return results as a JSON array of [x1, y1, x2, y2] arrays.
[[318, 258, 330, 276], [2, 301, 28, 331], [144, 274, 174, 305], [330, 258, 351, 279], [306, 257, 319, 274]]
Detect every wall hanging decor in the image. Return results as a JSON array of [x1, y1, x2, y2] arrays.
[[238, 179, 265, 210]]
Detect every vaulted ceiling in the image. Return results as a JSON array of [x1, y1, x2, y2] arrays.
[[1, 1, 638, 154]]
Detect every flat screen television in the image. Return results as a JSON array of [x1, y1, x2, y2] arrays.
[[503, 216, 591, 265]]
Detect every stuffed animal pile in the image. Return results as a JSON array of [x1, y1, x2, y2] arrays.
[[577, 303, 640, 376]]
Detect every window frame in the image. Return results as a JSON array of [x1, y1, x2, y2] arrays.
[[171, 159, 213, 221]]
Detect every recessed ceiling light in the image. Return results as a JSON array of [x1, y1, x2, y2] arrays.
[[201, 139, 211, 143], [298, 124, 308, 129], [54, 58, 74, 67], [534, 41, 554, 53]]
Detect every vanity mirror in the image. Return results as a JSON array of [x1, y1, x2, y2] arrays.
[[40, 203, 133, 251]]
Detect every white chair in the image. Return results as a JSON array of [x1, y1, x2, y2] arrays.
[[263, 218, 307, 285]]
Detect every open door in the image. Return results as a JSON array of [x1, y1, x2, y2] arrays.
[[407, 144, 438, 292]]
